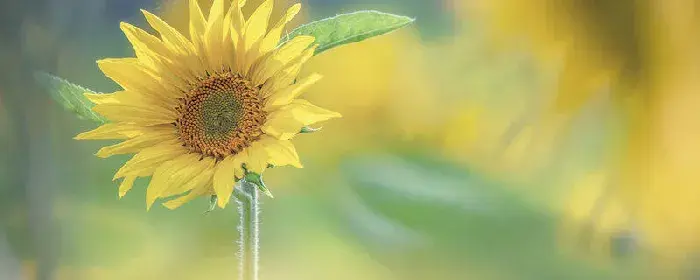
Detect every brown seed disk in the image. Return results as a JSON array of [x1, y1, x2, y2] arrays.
[[174, 72, 266, 160]]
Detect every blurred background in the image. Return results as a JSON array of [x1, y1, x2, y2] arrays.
[[2, 0, 700, 279]]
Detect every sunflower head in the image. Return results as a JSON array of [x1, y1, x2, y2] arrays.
[[76, 0, 341, 210], [175, 72, 265, 159]]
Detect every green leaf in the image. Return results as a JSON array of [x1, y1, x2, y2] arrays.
[[334, 153, 650, 280], [34, 72, 106, 124], [280, 10, 415, 55]]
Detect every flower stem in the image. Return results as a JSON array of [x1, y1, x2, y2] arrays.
[[235, 179, 260, 280]]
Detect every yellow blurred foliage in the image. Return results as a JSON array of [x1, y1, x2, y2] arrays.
[[425, 29, 565, 184], [296, 28, 433, 162], [557, 172, 630, 261], [459, 0, 700, 263]]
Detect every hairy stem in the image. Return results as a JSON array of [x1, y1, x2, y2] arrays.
[[235, 179, 260, 280]]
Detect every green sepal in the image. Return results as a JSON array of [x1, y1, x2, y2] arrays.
[[244, 172, 273, 198], [279, 10, 415, 55], [203, 195, 218, 214], [300, 126, 322, 134]]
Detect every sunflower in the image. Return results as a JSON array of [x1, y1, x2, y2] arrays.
[[75, 0, 340, 210]]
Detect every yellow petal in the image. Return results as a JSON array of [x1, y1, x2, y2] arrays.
[[264, 73, 322, 109], [271, 36, 316, 66], [224, 0, 245, 71], [120, 22, 175, 74], [91, 90, 179, 112], [204, 0, 225, 69], [92, 103, 177, 126], [146, 153, 201, 209], [259, 3, 301, 55], [222, 3, 232, 36], [96, 59, 182, 106], [263, 99, 341, 140], [260, 44, 317, 95], [141, 9, 196, 56], [145, 163, 177, 210], [259, 136, 302, 168], [89, 90, 177, 118], [118, 176, 137, 198], [95, 127, 178, 158], [287, 99, 342, 123], [188, 0, 207, 56], [120, 22, 171, 57], [113, 143, 188, 180], [161, 157, 216, 197], [244, 0, 274, 51], [75, 123, 142, 140], [220, 3, 236, 69], [229, 23, 244, 71], [120, 22, 194, 91], [243, 39, 264, 75], [251, 35, 315, 86], [243, 142, 269, 174], [162, 183, 210, 210], [213, 154, 244, 208], [239, 0, 275, 71], [97, 58, 158, 92], [84, 92, 119, 105], [115, 90, 180, 110], [261, 114, 302, 140], [207, 0, 225, 23], [141, 9, 205, 76], [230, 0, 245, 34]]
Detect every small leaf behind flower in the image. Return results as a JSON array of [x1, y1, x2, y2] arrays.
[[34, 72, 106, 124], [280, 10, 415, 55]]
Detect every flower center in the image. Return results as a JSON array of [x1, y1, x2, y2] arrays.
[[175, 72, 265, 159]]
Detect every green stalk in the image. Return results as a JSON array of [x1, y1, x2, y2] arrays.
[[235, 179, 260, 280]]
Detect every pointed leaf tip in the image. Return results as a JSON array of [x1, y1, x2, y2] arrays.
[[34, 71, 106, 123], [259, 185, 274, 198], [279, 10, 415, 55], [204, 195, 218, 214]]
